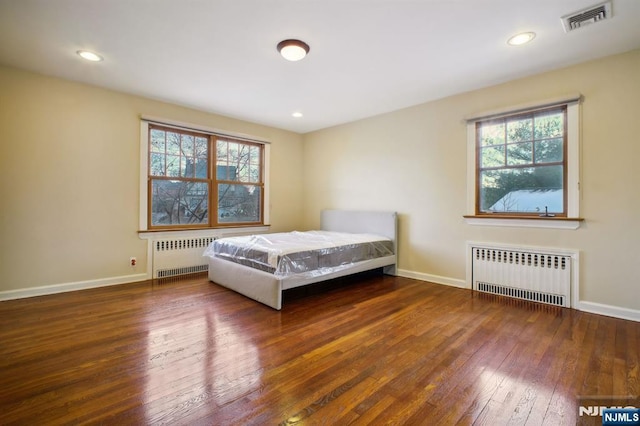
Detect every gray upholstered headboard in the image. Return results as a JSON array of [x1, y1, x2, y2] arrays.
[[320, 210, 398, 259]]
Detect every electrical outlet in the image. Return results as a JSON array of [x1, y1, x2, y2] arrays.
[[129, 257, 137, 267]]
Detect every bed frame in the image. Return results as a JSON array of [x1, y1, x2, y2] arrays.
[[206, 210, 397, 310]]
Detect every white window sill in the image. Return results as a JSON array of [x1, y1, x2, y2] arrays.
[[464, 216, 583, 230], [138, 225, 271, 240]]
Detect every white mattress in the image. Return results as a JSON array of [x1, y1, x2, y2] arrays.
[[203, 230, 394, 277]]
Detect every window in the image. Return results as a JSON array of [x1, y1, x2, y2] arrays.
[[215, 137, 263, 224], [145, 123, 266, 229], [466, 95, 581, 226], [476, 106, 566, 216]]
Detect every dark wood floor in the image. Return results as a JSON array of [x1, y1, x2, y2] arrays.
[[0, 272, 638, 425]]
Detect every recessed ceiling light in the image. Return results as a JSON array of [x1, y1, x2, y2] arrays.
[[277, 40, 310, 61], [77, 50, 103, 62], [507, 32, 536, 46], [292, 112, 303, 118]]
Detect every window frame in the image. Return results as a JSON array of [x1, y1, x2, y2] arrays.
[[139, 118, 270, 231], [465, 96, 582, 228]]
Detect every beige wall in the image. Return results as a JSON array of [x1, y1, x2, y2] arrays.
[[302, 49, 640, 312], [2, 49, 638, 314], [0, 66, 304, 292]]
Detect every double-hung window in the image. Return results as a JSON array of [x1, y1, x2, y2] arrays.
[[477, 106, 567, 215], [466, 95, 581, 225], [144, 122, 266, 230]]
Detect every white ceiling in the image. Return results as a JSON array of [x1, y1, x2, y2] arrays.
[[1, 0, 639, 134]]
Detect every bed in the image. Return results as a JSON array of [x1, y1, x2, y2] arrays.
[[203, 210, 397, 310]]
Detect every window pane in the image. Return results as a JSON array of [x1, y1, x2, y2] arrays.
[[535, 138, 563, 163], [507, 117, 533, 142], [479, 165, 564, 213], [166, 155, 180, 177], [181, 134, 194, 157], [180, 156, 194, 178], [229, 142, 240, 164], [249, 147, 260, 183], [250, 145, 260, 163], [150, 153, 165, 176], [151, 180, 209, 226], [195, 157, 208, 179], [195, 137, 208, 157], [480, 145, 504, 168], [236, 144, 250, 182], [218, 184, 261, 223], [534, 111, 563, 139], [167, 132, 181, 154], [249, 165, 260, 182], [151, 129, 165, 152], [480, 122, 505, 146], [217, 141, 228, 159], [506, 142, 532, 166], [238, 165, 249, 182]]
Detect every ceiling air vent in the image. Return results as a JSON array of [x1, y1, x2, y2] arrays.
[[561, 1, 612, 33]]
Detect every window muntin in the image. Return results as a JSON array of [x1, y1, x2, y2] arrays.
[[147, 125, 264, 229], [476, 106, 567, 216]]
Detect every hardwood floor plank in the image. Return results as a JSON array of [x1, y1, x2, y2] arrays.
[[1, 272, 638, 425]]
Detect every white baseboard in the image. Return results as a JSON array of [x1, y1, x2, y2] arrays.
[[397, 269, 467, 289], [0, 273, 148, 301], [577, 301, 640, 323]]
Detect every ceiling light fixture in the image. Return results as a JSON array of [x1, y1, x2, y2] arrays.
[[77, 50, 103, 62], [277, 39, 310, 61], [292, 112, 303, 118], [507, 32, 536, 46]]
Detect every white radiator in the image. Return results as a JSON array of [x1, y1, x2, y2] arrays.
[[152, 237, 216, 278], [470, 244, 573, 307]]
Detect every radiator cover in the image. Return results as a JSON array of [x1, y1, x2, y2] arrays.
[[152, 237, 216, 278], [469, 244, 575, 308]]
